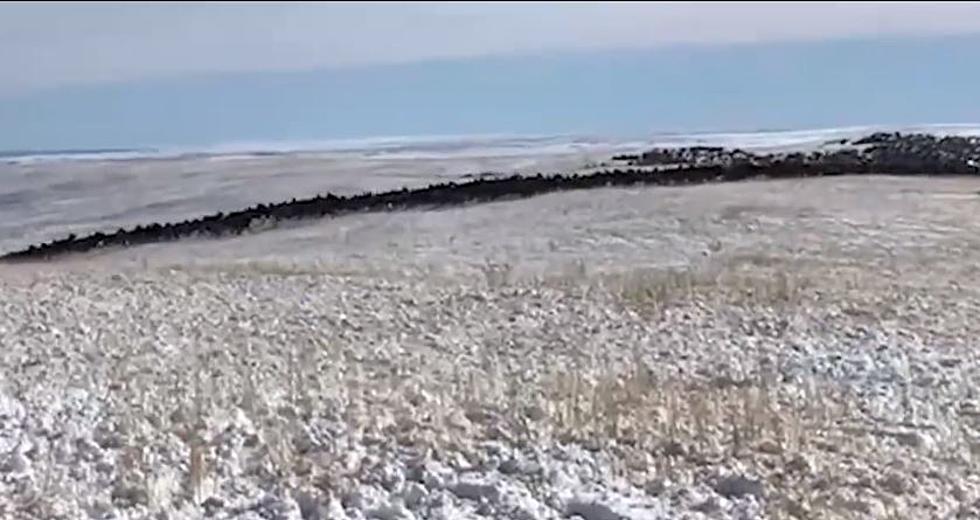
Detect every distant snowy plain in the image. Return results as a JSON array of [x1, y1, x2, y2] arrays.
[[1, 123, 978, 262]]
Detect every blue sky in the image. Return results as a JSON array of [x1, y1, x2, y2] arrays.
[[2, 2, 980, 150]]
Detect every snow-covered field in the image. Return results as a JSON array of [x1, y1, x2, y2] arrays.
[[2, 123, 977, 258], [2, 128, 980, 519]]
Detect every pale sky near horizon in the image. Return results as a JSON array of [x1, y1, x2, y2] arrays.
[[4, 2, 980, 95], [3, 2, 980, 150]]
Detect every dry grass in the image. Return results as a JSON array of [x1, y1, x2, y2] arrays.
[[608, 257, 813, 312], [4, 251, 976, 519], [449, 357, 867, 519]]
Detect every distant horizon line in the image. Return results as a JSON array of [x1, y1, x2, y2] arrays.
[[5, 121, 980, 159]]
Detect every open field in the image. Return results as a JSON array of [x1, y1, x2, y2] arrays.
[[0, 146, 617, 255], [2, 154, 980, 518]]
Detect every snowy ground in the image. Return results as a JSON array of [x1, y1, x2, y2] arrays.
[[0, 148, 613, 255], [2, 138, 980, 519]]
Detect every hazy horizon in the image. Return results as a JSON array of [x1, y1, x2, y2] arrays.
[[3, 3, 980, 151]]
